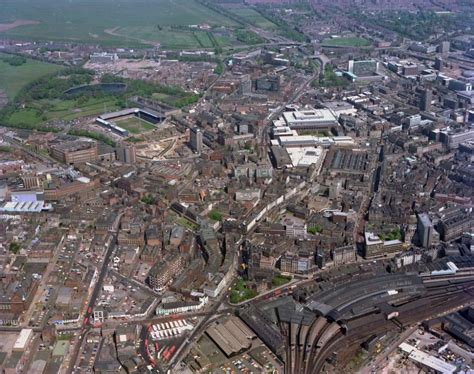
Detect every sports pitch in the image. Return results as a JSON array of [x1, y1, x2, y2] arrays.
[[115, 116, 156, 134]]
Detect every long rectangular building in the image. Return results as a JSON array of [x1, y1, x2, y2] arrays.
[[279, 135, 354, 148], [282, 109, 338, 130], [49, 140, 98, 165], [399, 342, 456, 374], [206, 317, 255, 357]]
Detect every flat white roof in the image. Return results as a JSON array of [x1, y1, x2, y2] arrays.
[[282, 109, 336, 125], [384, 239, 402, 246], [272, 126, 293, 134], [279, 135, 354, 148], [333, 136, 355, 142], [273, 119, 286, 127], [1, 201, 51, 213], [77, 176, 91, 184], [286, 146, 323, 168], [399, 342, 456, 374], [365, 231, 383, 245], [14, 329, 33, 350], [280, 135, 316, 143]]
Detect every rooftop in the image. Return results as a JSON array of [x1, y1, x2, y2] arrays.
[[283, 109, 337, 125], [50, 140, 96, 152], [399, 342, 456, 374], [1, 201, 52, 213]]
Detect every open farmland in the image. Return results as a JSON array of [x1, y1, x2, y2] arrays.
[[0, 54, 62, 100], [219, 5, 277, 30], [107, 27, 226, 49], [0, 0, 237, 48]]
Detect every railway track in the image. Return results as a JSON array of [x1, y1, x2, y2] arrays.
[[269, 271, 474, 373]]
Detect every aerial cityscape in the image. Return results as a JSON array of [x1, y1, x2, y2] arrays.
[[0, 0, 473, 373]]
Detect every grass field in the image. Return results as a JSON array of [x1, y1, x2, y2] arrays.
[[176, 217, 199, 232], [152, 93, 173, 102], [151, 91, 199, 109], [0, 54, 62, 100], [223, 6, 277, 30], [0, 0, 237, 48], [272, 275, 292, 288], [209, 210, 223, 221], [108, 26, 225, 49], [321, 37, 371, 47], [192, 32, 215, 48], [115, 116, 155, 134], [229, 279, 258, 304], [5, 97, 120, 126]]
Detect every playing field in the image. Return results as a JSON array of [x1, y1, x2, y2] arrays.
[[0, 54, 62, 100], [321, 37, 372, 47], [115, 116, 156, 134], [0, 0, 237, 48]]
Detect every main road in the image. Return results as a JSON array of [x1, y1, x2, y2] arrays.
[[66, 231, 118, 374]]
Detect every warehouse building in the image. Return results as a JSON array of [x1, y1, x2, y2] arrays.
[[206, 317, 256, 357]]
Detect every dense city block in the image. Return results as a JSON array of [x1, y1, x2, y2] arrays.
[[0, 0, 473, 373]]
